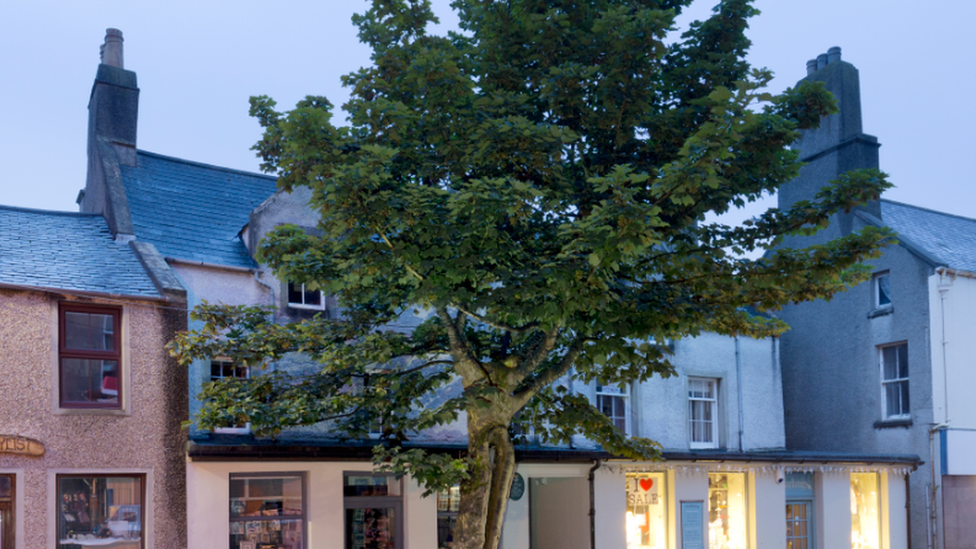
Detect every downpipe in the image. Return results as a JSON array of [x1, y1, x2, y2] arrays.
[[589, 459, 602, 549]]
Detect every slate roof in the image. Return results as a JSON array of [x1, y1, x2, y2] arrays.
[[121, 151, 278, 269], [881, 199, 976, 273], [0, 206, 160, 297]]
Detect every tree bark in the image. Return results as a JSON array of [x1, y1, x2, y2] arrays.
[[454, 412, 517, 549]]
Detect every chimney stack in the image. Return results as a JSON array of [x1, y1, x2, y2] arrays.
[[100, 29, 124, 69]]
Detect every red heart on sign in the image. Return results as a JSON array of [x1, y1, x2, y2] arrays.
[[639, 478, 654, 491]]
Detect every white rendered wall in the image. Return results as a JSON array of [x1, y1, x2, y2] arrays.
[[753, 471, 785, 549], [887, 472, 908, 549], [815, 473, 851, 549], [593, 467, 626, 549]]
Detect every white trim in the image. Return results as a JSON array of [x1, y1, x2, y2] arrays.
[[688, 377, 719, 449], [879, 343, 910, 420]]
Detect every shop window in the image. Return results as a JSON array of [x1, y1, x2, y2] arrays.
[[57, 474, 143, 547], [596, 384, 630, 434], [873, 272, 891, 309], [437, 485, 460, 548], [59, 304, 122, 408], [211, 359, 251, 434], [708, 473, 747, 549], [0, 475, 13, 549], [229, 473, 306, 549], [879, 344, 909, 419], [625, 472, 667, 549], [688, 378, 718, 448], [344, 473, 403, 549], [287, 282, 325, 311], [851, 473, 880, 549]]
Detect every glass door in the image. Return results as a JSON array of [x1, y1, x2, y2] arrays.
[[786, 501, 812, 549]]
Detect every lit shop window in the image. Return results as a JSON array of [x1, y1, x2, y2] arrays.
[[229, 473, 306, 549], [626, 473, 667, 549], [57, 475, 143, 547], [437, 485, 460, 549], [344, 474, 403, 549], [851, 473, 880, 549], [708, 473, 747, 549]]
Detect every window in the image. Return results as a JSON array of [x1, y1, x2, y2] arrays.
[[57, 474, 144, 547], [211, 359, 250, 433], [436, 485, 460, 549], [287, 282, 325, 310], [688, 378, 718, 449], [625, 472, 666, 549], [873, 272, 891, 308], [596, 384, 630, 434], [230, 473, 306, 549], [708, 473, 747, 549], [850, 473, 880, 549], [59, 304, 121, 408], [344, 473, 403, 549], [0, 475, 13, 549], [880, 344, 909, 419]]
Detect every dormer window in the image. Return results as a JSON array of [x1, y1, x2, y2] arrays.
[[287, 282, 326, 311], [874, 272, 891, 308]]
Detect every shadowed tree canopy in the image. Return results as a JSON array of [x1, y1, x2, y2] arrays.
[[169, 1, 892, 547]]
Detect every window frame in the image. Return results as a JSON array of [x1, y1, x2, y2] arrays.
[[873, 272, 891, 309], [596, 383, 631, 435], [210, 358, 251, 434], [286, 282, 326, 311], [58, 303, 122, 410], [688, 377, 719, 449], [229, 472, 307, 549], [56, 473, 146, 547], [879, 343, 909, 420]]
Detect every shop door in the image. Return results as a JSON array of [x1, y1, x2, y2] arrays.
[[0, 474, 13, 549], [786, 501, 812, 549]]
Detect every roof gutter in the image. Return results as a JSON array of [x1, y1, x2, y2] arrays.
[[0, 281, 170, 303], [165, 257, 255, 273]]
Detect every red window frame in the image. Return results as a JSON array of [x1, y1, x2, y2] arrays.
[[59, 303, 122, 409]]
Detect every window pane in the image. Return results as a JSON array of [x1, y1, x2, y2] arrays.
[[344, 475, 401, 497], [0, 476, 10, 499], [709, 473, 747, 549], [303, 287, 321, 306], [287, 283, 303, 304], [877, 275, 891, 306], [897, 345, 909, 378], [61, 359, 119, 405], [626, 473, 666, 549], [230, 474, 305, 549], [882, 347, 897, 379], [851, 473, 880, 549], [58, 475, 142, 545], [346, 508, 395, 549], [64, 311, 115, 351]]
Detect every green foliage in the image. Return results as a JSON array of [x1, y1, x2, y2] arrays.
[[170, 0, 893, 532]]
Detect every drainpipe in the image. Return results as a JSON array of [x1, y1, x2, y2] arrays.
[[588, 459, 602, 549], [929, 422, 949, 549], [735, 337, 744, 451]]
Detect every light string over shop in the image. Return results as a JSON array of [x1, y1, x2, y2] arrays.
[[605, 463, 914, 476]]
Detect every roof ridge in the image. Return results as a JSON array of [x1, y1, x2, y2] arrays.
[[136, 149, 278, 182], [882, 198, 976, 225], [0, 204, 103, 218]]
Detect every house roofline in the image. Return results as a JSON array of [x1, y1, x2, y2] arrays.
[[854, 209, 946, 269]]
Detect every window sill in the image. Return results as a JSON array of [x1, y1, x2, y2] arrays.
[[55, 407, 128, 416], [874, 418, 912, 429], [868, 306, 893, 319]]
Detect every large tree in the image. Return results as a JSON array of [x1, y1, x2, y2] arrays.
[[170, 1, 891, 547]]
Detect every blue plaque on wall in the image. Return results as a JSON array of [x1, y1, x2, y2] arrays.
[[509, 472, 525, 501], [680, 501, 704, 549]]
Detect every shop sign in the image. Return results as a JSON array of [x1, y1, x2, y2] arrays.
[[628, 477, 659, 505], [0, 435, 44, 456]]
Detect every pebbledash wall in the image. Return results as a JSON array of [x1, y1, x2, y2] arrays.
[[0, 289, 187, 549]]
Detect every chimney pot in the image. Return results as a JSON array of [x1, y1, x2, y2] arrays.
[[806, 59, 818, 75], [827, 46, 842, 64], [101, 28, 124, 69], [816, 53, 828, 70]]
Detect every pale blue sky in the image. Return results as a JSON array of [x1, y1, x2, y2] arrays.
[[1, 1, 973, 222]]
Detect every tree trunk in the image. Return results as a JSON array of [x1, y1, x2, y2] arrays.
[[454, 412, 517, 549]]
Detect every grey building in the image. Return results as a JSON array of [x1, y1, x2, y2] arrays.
[[778, 48, 976, 549]]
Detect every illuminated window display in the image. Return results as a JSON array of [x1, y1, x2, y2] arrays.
[[850, 473, 879, 549], [626, 473, 666, 549], [229, 473, 305, 549], [708, 473, 747, 549]]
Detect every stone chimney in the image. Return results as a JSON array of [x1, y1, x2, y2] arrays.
[[778, 47, 882, 224], [78, 28, 139, 238]]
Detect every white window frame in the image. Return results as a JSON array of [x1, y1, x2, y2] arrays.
[[688, 377, 718, 449], [210, 358, 251, 434], [596, 383, 630, 435], [286, 282, 326, 311], [873, 272, 891, 309], [879, 343, 909, 419]]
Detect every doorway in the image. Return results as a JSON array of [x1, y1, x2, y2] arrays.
[[786, 501, 812, 549]]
